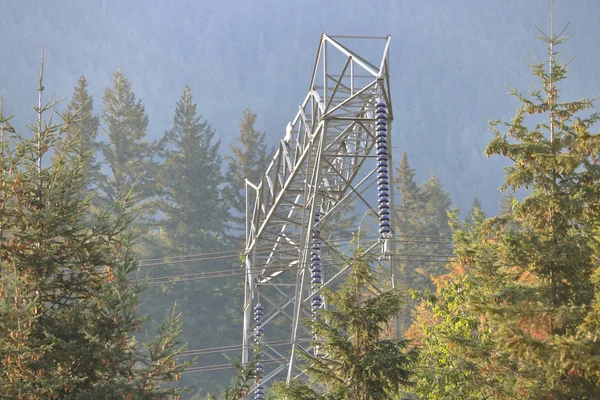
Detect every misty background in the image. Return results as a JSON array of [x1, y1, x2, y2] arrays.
[[2, 0, 599, 214]]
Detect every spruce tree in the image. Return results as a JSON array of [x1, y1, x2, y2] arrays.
[[98, 68, 156, 213], [157, 85, 228, 255], [419, 174, 452, 238], [272, 247, 416, 400], [417, 174, 453, 275], [225, 108, 272, 230], [408, 28, 600, 398], [464, 196, 484, 225], [479, 26, 600, 397], [574, 225, 600, 381], [55, 75, 100, 193], [395, 153, 421, 234], [497, 191, 516, 217], [144, 86, 236, 396], [0, 66, 189, 399], [393, 153, 422, 333], [393, 153, 453, 334], [405, 210, 507, 399]]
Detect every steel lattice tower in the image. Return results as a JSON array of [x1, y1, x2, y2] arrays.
[[243, 34, 394, 392]]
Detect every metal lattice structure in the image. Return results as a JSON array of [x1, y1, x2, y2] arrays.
[[243, 34, 394, 391]]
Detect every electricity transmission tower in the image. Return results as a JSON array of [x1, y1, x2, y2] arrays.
[[243, 34, 394, 396]]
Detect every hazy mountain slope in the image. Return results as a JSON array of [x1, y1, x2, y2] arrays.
[[1, 0, 599, 212]]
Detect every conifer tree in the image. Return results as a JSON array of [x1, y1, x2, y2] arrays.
[[98, 68, 156, 213], [419, 174, 452, 238], [468, 197, 483, 214], [573, 225, 600, 381], [408, 28, 600, 398], [55, 75, 100, 192], [417, 174, 453, 279], [393, 154, 453, 333], [145, 86, 237, 396], [395, 153, 421, 234], [497, 191, 515, 217], [464, 197, 484, 225], [405, 210, 507, 399], [0, 66, 189, 399], [479, 26, 600, 396], [158, 85, 228, 255], [393, 153, 423, 333], [205, 350, 260, 400], [225, 108, 272, 230], [272, 248, 416, 400]]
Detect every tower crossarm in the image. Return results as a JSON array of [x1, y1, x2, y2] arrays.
[[246, 34, 391, 271]]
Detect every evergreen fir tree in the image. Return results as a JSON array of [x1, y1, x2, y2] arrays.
[[497, 191, 515, 217], [464, 196, 484, 225], [142, 86, 237, 397], [405, 210, 510, 399], [393, 153, 423, 334], [419, 174, 452, 238], [204, 348, 261, 400], [468, 197, 483, 214], [98, 68, 156, 214], [272, 247, 416, 400], [573, 224, 600, 381], [393, 153, 453, 334], [55, 75, 100, 193], [479, 26, 600, 397], [158, 85, 228, 255], [417, 174, 453, 280], [0, 66, 189, 399], [408, 28, 600, 398], [395, 152, 421, 234], [225, 108, 272, 231]]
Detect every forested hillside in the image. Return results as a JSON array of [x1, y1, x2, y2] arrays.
[[2, 0, 599, 213]]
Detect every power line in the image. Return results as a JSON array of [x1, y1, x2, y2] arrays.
[[143, 255, 457, 286], [146, 255, 456, 280], [182, 358, 287, 374], [143, 253, 456, 281], [138, 234, 453, 267], [178, 339, 311, 358], [138, 239, 453, 271], [139, 234, 350, 265]]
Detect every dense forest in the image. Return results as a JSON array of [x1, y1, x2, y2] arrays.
[[2, 1, 600, 399], [2, 0, 599, 213]]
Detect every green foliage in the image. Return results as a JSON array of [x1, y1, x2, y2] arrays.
[[98, 68, 156, 214], [393, 153, 453, 334], [158, 85, 228, 255], [571, 226, 600, 381], [225, 108, 272, 231], [139, 86, 239, 397], [55, 75, 101, 194], [272, 248, 416, 400], [408, 28, 600, 398], [204, 345, 261, 400], [0, 73, 189, 399], [406, 210, 512, 399]]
